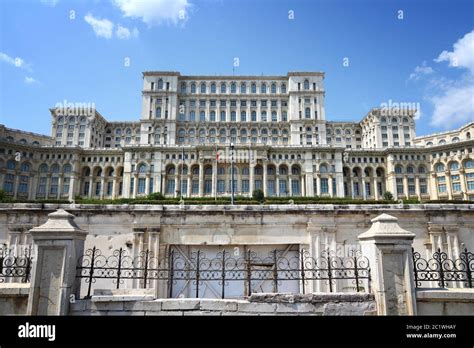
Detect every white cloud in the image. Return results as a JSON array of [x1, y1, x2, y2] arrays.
[[427, 30, 474, 128], [84, 14, 114, 39], [430, 83, 474, 127], [116, 25, 139, 39], [434, 31, 474, 74], [40, 0, 59, 6], [409, 61, 433, 81], [24, 76, 39, 85], [0, 52, 32, 72], [113, 0, 190, 26]]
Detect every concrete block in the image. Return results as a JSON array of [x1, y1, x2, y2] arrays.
[[90, 301, 124, 311], [237, 302, 276, 313], [124, 300, 163, 311], [161, 299, 200, 311], [199, 299, 238, 312]]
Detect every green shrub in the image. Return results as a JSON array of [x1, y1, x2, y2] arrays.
[[383, 191, 394, 201], [252, 189, 265, 202], [148, 192, 165, 200]]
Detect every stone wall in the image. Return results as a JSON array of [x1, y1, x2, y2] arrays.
[[416, 289, 474, 315], [0, 203, 473, 254], [69, 292, 376, 316], [0, 284, 29, 315]]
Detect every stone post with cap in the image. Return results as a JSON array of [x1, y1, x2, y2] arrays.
[[358, 213, 417, 315], [27, 209, 88, 315]]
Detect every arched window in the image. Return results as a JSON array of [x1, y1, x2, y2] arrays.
[[210, 83, 216, 93], [304, 80, 310, 90], [439, 139, 446, 144], [291, 166, 300, 175], [418, 165, 426, 174], [138, 163, 148, 173], [464, 160, 474, 169], [39, 164, 48, 173], [272, 111, 277, 122], [449, 162, 459, 171], [320, 164, 328, 173], [157, 79, 163, 90], [452, 137, 460, 143], [305, 108, 311, 119], [435, 163, 445, 172], [210, 111, 216, 122], [380, 117, 386, 123], [180, 82, 187, 93], [241, 111, 246, 122], [231, 111, 237, 122], [220, 82, 226, 93], [261, 111, 267, 122], [190, 111, 196, 122], [6, 160, 15, 170], [407, 165, 414, 174], [167, 167, 175, 175], [391, 117, 398, 123], [156, 107, 162, 118], [20, 162, 30, 172], [51, 164, 60, 174], [240, 82, 246, 94], [200, 82, 206, 94], [395, 165, 403, 174], [220, 111, 226, 122], [403, 117, 409, 123], [271, 83, 276, 94], [230, 82, 236, 93], [191, 83, 196, 93], [426, 142, 433, 146], [251, 83, 257, 93], [242, 167, 249, 175], [261, 83, 267, 93], [251, 111, 257, 122], [200, 111, 206, 122], [281, 83, 287, 93]]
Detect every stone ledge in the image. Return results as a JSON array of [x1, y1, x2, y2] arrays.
[[416, 288, 474, 301], [161, 299, 201, 311], [249, 292, 375, 303], [0, 283, 30, 297]]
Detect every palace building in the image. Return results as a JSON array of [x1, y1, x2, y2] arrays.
[[1, 71, 473, 202]]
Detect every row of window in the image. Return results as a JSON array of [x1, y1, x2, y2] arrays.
[[437, 173, 474, 193], [173, 109, 289, 122], [435, 160, 474, 172], [164, 165, 301, 176]]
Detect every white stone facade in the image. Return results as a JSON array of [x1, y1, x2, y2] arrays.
[[0, 71, 473, 201]]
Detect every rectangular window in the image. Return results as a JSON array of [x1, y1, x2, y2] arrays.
[[50, 177, 59, 194], [452, 182, 461, 192], [179, 180, 187, 196], [279, 180, 287, 196], [365, 182, 371, 196], [321, 178, 329, 194], [255, 180, 262, 190], [353, 182, 359, 196], [396, 178, 404, 195], [438, 184, 447, 193], [95, 182, 101, 196], [192, 180, 199, 194], [291, 179, 300, 196], [138, 178, 146, 194], [268, 180, 275, 196], [408, 178, 416, 195], [62, 177, 70, 194], [18, 176, 29, 193], [166, 179, 175, 194], [204, 180, 212, 194], [242, 180, 249, 193], [217, 180, 225, 193]]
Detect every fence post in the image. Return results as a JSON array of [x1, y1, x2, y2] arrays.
[[27, 209, 88, 315], [358, 213, 417, 315]]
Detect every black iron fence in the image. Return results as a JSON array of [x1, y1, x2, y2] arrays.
[[76, 247, 371, 299], [0, 245, 33, 283], [412, 248, 473, 288]]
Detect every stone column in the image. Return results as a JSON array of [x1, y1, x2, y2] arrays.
[[57, 175, 63, 200], [373, 177, 379, 200], [249, 163, 255, 195], [358, 213, 417, 315], [263, 162, 268, 197], [459, 169, 467, 200], [29, 174, 37, 200], [212, 160, 217, 198], [68, 175, 76, 201], [27, 209, 88, 315], [328, 175, 334, 197], [199, 162, 204, 196]]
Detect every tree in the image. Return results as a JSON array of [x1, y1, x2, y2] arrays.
[[383, 191, 394, 201], [252, 189, 265, 203]]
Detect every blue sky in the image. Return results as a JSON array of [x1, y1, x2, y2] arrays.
[[0, 0, 473, 136]]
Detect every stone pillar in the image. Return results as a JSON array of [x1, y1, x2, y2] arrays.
[[27, 209, 88, 315], [358, 214, 417, 315], [249, 163, 255, 195], [373, 177, 379, 200], [199, 162, 204, 197], [212, 161, 217, 198], [68, 175, 76, 201], [263, 162, 268, 197]]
